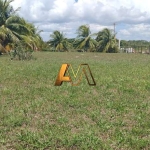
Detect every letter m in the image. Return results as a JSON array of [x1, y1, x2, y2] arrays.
[[55, 64, 96, 86]]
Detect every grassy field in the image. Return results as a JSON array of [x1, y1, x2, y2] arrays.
[[0, 52, 150, 150]]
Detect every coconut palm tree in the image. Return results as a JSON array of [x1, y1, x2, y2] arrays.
[[19, 22, 43, 51], [0, 16, 31, 46], [48, 30, 70, 51], [0, 0, 15, 51], [0, 0, 19, 26], [96, 28, 118, 53], [0, 0, 43, 54], [74, 25, 97, 52]]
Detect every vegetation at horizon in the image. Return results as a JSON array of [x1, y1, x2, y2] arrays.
[[1, 0, 150, 56], [0, 0, 123, 55]]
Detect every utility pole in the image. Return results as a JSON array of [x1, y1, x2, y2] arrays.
[[114, 23, 116, 39], [118, 39, 120, 49], [113, 23, 116, 44]]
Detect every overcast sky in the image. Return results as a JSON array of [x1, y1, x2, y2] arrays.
[[11, 0, 150, 41]]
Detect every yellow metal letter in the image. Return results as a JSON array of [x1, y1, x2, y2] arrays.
[[55, 64, 71, 86], [55, 63, 96, 86]]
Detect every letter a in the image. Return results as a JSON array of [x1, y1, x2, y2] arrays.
[[55, 64, 71, 86]]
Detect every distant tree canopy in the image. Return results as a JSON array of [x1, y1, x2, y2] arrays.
[[96, 28, 118, 53], [48, 31, 71, 52], [120, 40, 150, 47], [73, 25, 97, 52], [48, 25, 118, 53]]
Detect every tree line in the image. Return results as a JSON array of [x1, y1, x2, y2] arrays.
[[47, 26, 118, 53], [1, 0, 150, 56], [120, 40, 150, 48], [0, 0, 119, 56]]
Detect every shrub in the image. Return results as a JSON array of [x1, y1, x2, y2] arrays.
[[9, 44, 33, 60]]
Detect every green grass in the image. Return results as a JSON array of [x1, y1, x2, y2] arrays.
[[0, 52, 150, 150]]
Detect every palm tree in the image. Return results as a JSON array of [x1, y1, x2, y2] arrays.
[[0, 16, 29, 44], [96, 28, 118, 53], [48, 30, 70, 51], [74, 25, 97, 52], [0, 0, 43, 54], [0, 0, 19, 26], [19, 22, 43, 51]]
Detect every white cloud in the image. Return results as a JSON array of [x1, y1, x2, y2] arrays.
[[118, 24, 150, 40], [119, 29, 131, 36], [11, 0, 150, 41]]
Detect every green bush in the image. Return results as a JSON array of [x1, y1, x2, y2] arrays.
[[107, 46, 119, 53], [9, 44, 33, 60]]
